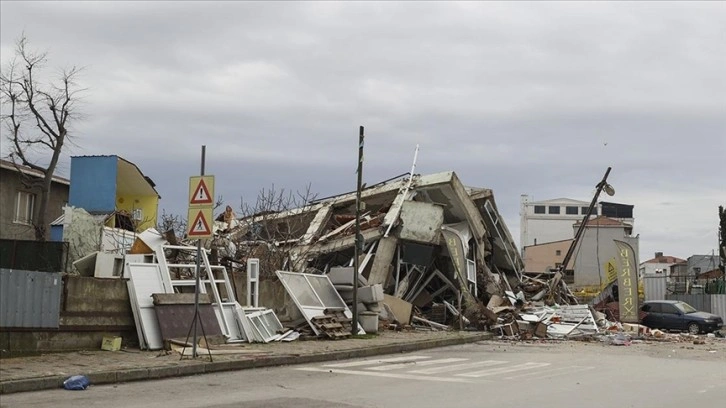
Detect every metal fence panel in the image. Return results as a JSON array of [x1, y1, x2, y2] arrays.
[[0, 269, 61, 328], [665, 294, 712, 313], [710, 294, 726, 321], [643, 276, 667, 301]]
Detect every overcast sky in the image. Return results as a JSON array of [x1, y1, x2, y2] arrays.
[[1, 1, 724, 261]]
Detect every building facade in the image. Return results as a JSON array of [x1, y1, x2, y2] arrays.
[[686, 254, 720, 281], [571, 216, 639, 289], [523, 239, 574, 274], [0, 159, 69, 240], [639, 252, 686, 277], [519, 195, 635, 253], [66, 155, 160, 231]]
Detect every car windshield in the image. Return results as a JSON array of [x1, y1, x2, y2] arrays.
[[674, 302, 698, 314]]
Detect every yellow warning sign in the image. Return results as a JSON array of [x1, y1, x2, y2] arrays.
[[605, 259, 617, 285], [187, 208, 213, 238], [189, 176, 214, 207]]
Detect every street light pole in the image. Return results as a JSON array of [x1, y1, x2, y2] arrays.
[[559, 167, 613, 275]]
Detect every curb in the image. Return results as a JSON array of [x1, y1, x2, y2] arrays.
[[0, 332, 492, 394]]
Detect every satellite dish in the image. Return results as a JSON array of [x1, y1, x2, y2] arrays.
[[604, 183, 615, 196]]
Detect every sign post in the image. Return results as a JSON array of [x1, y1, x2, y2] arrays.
[[186, 146, 214, 359]]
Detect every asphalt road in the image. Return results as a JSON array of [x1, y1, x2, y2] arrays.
[[2, 341, 725, 408]]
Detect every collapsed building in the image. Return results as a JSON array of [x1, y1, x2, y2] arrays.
[[213, 171, 529, 329]]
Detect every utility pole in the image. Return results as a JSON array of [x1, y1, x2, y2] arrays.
[[192, 145, 206, 358], [352, 126, 364, 335], [550, 166, 614, 304]]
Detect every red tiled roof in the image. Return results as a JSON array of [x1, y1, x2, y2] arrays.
[[575, 215, 631, 228], [643, 255, 687, 264]]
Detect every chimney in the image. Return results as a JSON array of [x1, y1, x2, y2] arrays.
[[655, 252, 663, 259]]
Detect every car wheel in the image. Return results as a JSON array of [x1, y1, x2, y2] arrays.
[[687, 322, 701, 335]]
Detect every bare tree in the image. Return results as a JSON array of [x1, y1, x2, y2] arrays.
[[157, 210, 187, 240], [232, 184, 318, 276], [0, 35, 83, 241]]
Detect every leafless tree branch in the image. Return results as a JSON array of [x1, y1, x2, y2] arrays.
[[0, 34, 85, 240]]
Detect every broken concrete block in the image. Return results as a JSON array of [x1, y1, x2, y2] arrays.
[[358, 284, 384, 304], [382, 294, 412, 325], [487, 294, 504, 309], [534, 322, 548, 338], [412, 289, 433, 308], [366, 302, 382, 313], [368, 237, 398, 286]]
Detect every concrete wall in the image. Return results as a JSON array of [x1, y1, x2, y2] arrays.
[[523, 217, 579, 249], [0, 167, 69, 241], [0, 275, 135, 357], [523, 240, 573, 273], [230, 272, 303, 322], [69, 156, 117, 212], [573, 227, 639, 289]]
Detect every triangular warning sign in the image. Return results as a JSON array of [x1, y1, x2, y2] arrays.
[[190, 179, 213, 205], [188, 210, 212, 236]]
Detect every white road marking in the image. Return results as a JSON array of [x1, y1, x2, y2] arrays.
[[297, 367, 477, 383], [457, 362, 551, 378], [322, 355, 431, 368], [367, 358, 469, 371], [408, 360, 507, 374], [503, 365, 595, 380]]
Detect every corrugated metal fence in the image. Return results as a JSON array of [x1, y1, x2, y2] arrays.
[[664, 294, 726, 321], [643, 276, 726, 320], [643, 276, 667, 301], [0, 268, 62, 328], [665, 294, 712, 314]]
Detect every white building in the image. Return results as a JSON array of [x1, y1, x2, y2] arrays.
[[571, 216, 639, 289], [639, 252, 686, 278], [519, 195, 635, 253]]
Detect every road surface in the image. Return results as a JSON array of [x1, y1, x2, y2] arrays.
[[2, 341, 724, 408]]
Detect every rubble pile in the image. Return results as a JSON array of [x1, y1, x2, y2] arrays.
[[204, 171, 545, 337]]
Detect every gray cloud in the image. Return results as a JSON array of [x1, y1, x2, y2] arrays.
[[2, 1, 724, 260]]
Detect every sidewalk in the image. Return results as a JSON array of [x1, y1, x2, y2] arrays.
[[0, 330, 493, 394]]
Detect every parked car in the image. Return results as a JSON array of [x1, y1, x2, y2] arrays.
[[640, 300, 724, 334]]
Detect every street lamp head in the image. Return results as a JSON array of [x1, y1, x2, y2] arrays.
[[604, 183, 615, 196]]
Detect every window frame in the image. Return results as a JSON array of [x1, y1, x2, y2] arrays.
[[533, 205, 545, 214], [14, 190, 36, 225], [661, 303, 680, 315], [548, 206, 561, 215], [565, 206, 578, 215], [648, 303, 663, 313]]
